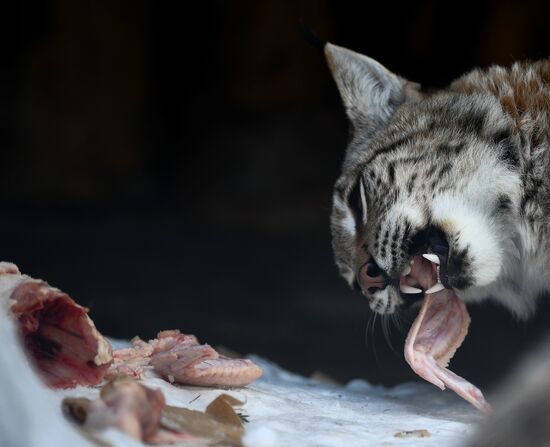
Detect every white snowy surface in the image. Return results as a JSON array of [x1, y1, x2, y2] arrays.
[[56, 352, 484, 447]]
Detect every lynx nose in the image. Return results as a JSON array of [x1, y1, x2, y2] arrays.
[[358, 261, 387, 294]]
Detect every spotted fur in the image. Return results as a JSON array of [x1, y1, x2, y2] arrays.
[[326, 43, 550, 317]]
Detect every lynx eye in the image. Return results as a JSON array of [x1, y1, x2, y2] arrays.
[[348, 175, 367, 225]]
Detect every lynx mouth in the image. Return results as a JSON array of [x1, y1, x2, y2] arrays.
[[358, 251, 452, 304], [399, 252, 451, 302]]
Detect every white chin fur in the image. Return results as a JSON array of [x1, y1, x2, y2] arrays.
[[370, 288, 389, 312], [343, 269, 355, 286], [431, 195, 503, 287]]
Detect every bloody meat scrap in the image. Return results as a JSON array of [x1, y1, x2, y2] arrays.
[[64, 379, 197, 445], [95, 379, 166, 442], [1, 262, 112, 388], [1, 261, 261, 390], [109, 330, 263, 388], [64, 380, 247, 445]]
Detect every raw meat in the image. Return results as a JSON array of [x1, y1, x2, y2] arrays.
[[108, 336, 156, 380], [0, 262, 112, 388], [65, 382, 248, 445], [403, 256, 491, 412], [94, 379, 166, 441], [109, 330, 263, 388], [65, 378, 197, 445]]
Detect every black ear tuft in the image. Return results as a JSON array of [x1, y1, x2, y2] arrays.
[[298, 19, 325, 50]]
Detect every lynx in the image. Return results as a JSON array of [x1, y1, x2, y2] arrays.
[[326, 43, 550, 318]]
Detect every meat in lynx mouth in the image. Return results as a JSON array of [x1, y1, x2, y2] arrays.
[[403, 253, 492, 413]]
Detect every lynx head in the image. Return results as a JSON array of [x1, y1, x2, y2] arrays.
[[326, 43, 521, 314]]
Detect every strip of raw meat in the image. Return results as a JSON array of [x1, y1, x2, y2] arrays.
[[65, 382, 247, 445], [97, 379, 166, 441], [404, 256, 492, 412], [0, 262, 112, 388], [108, 336, 156, 380], [65, 378, 197, 445], [108, 331, 202, 380], [108, 330, 263, 387]]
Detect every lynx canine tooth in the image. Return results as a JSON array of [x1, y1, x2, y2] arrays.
[[425, 282, 445, 294], [403, 265, 412, 276], [422, 253, 440, 265], [400, 284, 422, 294]]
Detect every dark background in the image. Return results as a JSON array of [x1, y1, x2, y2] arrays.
[[5, 0, 550, 391]]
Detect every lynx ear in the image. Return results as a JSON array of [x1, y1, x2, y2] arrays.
[[325, 43, 419, 136]]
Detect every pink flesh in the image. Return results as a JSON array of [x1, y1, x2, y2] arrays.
[[1, 262, 260, 391], [85, 379, 197, 445], [109, 330, 263, 388], [404, 256, 492, 413], [108, 337, 156, 380], [3, 264, 113, 388]]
